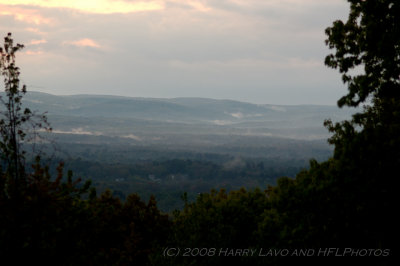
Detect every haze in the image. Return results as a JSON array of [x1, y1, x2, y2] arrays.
[[0, 0, 349, 105]]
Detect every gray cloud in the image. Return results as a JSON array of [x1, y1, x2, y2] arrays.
[[2, 0, 349, 105]]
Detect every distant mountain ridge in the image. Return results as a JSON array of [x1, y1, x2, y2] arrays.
[[1, 91, 357, 162], [20, 91, 355, 125], [0, 91, 358, 141]]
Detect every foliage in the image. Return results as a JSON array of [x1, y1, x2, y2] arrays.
[[0, 33, 170, 265], [321, 0, 399, 247], [0, 159, 171, 265], [165, 1, 397, 264], [325, 0, 400, 107], [0, 33, 51, 199], [58, 157, 297, 212], [0, 33, 27, 180]]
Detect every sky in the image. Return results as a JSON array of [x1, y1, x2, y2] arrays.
[[0, 0, 350, 105]]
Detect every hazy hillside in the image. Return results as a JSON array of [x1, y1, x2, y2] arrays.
[[21, 91, 356, 142], [3, 91, 355, 211]]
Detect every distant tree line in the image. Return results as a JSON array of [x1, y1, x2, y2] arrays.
[[54, 157, 301, 212]]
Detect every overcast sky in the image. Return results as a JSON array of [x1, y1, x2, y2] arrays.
[[0, 0, 350, 105]]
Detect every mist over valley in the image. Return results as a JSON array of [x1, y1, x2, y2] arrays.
[[16, 91, 357, 211]]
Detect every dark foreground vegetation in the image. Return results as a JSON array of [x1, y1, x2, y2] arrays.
[[0, 1, 397, 264], [44, 155, 306, 212]]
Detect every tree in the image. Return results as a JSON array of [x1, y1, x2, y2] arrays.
[[324, 0, 400, 107], [169, 188, 268, 265], [323, 1, 399, 233], [0, 34, 170, 264], [169, 2, 397, 263], [0, 33, 92, 257], [262, 0, 399, 250], [0, 33, 51, 198]]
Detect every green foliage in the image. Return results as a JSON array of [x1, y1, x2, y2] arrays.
[[0, 158, 171, 264], [59, 157, 294, 212], [321, 1, 399, 247], [166, 188, 268, 265], [0, 33, 29, 187], [0, 158, 91, 258], [164, 1, 397, 264], [325, 0, 400, 107], [0, 33, 51, 198], [173, 188, 267, 247], [0, 34, 171, 265]]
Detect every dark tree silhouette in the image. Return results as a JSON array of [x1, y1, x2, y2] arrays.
[[0, 33, 51, 198], [168, 2, 397, 265], [0, 34, 170, 265], [325, 0, 399, 107]]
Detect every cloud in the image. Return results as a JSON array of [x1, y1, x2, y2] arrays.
[[2, 0, 349, 105], [0, 4, 53, 24], [0, 0, 164, 14], [64, 38, 102, 49], [25, 27, 47, 36], [166, 0, 212, 12], [25, 50, 43, 55], [29, 39, 47, 45]]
